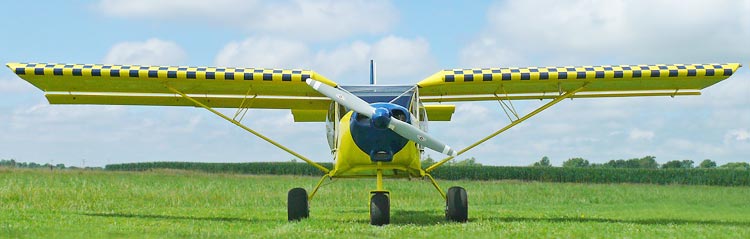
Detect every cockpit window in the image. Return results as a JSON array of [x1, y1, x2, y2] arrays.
[[340, 85, 415, 108]]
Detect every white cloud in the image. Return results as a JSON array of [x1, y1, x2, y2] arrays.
[[214, 35, 439, 84], [461, 0, 750, 67], [663, 138, 726, 156], [10, 103, 124, 128], [7, 102, 208, 143], [313, 41, 372, 78], [0, 102, 320, 167], [435, 102, 501, 143], [370, 36, 438, 82], [314, 36, 439, 84], [95, 0, 398, 41], [460, 40, 527, 67], [96, 0, 256, 18], [103, 38, 188, 65], [0, 76, 36, 93], [214, 37, 311, 69], [727, 129, 750, 141], [628, 128, 655, 141], [7, 1, 747, 167], [445, 0, 750, 166]]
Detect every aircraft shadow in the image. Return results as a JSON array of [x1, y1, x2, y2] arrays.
[[83, 211, 447, 225], [390, 209, 446, 226], [82, 211, 748, 227], [329, 209, 446, 225], [487, 216, 750, 227], [81, 212, 271, 223]]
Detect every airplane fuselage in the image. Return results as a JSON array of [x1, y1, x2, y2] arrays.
[[324, 85, 427, 178]]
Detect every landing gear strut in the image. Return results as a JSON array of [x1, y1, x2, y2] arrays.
[[369, 167, 391, 225]]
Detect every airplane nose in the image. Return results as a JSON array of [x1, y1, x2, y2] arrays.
[[371, 107, 391, 129]]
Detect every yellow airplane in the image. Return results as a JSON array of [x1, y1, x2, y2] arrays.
[[7, 60, 742, 225]]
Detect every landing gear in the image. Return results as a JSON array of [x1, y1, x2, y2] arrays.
[[426, 175, 469, 222], [287, 188, 309, 221], [446, 186, 468, 222], [370, 191, 390, 226]]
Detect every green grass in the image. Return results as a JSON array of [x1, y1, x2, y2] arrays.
[[2, 168, 750, 238]]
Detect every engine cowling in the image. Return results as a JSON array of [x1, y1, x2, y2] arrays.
[[350, 103, 410, 162]]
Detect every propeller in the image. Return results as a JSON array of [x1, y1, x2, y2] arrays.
[[306, 78, 457, 156]]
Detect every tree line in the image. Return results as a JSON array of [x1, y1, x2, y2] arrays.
[[531, 156, 749, 170], [0, 159, 66, 169], [0, 159, 101, 170], [6, 157, 750, 186]]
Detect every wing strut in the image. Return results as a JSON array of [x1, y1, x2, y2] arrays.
[[166, 85, 331, 174], [425, 84, 588, 172], [232, 85, 257, 122]]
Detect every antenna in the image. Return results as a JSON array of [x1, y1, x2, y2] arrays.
[[370, 59, 376, 85]]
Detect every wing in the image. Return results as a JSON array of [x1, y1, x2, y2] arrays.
[[417, 63, 741, 102], [7, 62, 336, 111]]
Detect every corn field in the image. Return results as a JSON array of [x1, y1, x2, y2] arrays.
[[104, 162, 750, 186]]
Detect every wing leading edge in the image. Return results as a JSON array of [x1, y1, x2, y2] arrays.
[[417, 63, 741, 102], [7, 62, 336, 110]]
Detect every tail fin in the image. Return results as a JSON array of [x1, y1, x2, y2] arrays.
[[370, 59, 376, 85]]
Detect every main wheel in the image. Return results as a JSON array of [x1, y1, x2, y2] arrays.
[[370, 192, 390, 226], [446, 186, 468, 222], [288, 188, 309, 221]]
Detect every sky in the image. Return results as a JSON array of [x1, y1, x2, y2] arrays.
[[0, 0, 748, 167]]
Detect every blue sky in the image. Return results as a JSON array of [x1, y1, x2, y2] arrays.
[[1, 0, 748, 167]]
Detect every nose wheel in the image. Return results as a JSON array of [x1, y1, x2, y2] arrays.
[[370, 191, 390, 226]]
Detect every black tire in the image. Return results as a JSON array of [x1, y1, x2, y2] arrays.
[[370, 192, 390, 226], [446, 186, 468, 222], [288, 188, 309, 221]]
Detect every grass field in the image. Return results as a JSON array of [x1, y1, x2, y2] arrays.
[[2, 168, 750, 238]]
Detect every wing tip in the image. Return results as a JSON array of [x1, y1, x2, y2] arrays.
[[6, 62, 24, 75], [726, 62, 743, 74], [417, 71, 446, 88], [6, 62, 20, 69]]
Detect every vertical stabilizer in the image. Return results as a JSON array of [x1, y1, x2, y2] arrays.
[[370, 59, 377, 85]]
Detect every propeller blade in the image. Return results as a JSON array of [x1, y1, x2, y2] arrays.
[[306, 78, 374, 117], [305, 77, 456, 156], [387, 118, 457, 156]]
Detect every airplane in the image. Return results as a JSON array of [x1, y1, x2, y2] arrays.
[[6, 60, 742, 225]]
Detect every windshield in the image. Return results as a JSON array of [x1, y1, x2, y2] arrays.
[[340, 85, 415, 108]]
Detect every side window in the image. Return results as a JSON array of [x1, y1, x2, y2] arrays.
[[327, 102, 336, 124], [326, 103, 336, 150], [418, 103, 428, 132]]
